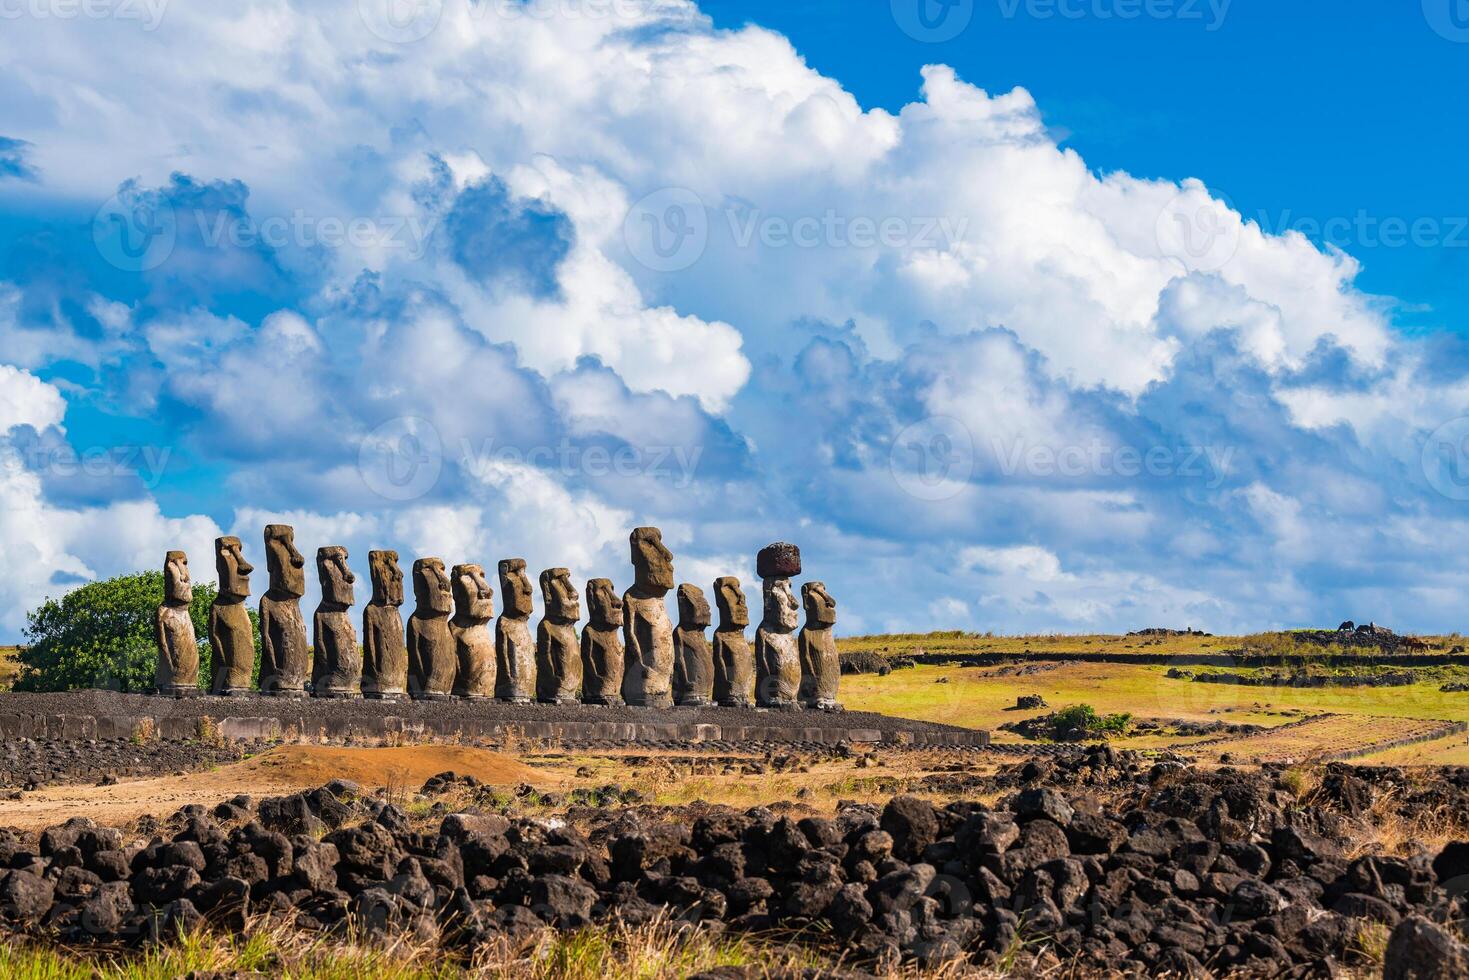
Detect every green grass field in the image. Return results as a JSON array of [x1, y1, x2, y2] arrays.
[[838, 629, 1461, 659]]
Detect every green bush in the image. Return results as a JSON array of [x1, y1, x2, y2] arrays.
[[12, 570, 258, 693], [1050, 703, 1133, 740]]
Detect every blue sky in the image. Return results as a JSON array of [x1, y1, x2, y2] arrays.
[[0, 0, 1467, 641]]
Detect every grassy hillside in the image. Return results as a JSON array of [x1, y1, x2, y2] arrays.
[[838, 629, 1461, 659], [0, 646, 19, 690]]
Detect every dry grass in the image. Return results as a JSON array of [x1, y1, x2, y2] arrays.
[[0, 913, 979, 980]]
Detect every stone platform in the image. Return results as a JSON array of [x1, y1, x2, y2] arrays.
[[0, 691, 988, 748]]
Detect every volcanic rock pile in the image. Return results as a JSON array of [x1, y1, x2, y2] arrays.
[[3, 756, 1467, 976]]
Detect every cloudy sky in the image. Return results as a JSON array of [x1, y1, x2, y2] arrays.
[[1, 0, 1467, 639]]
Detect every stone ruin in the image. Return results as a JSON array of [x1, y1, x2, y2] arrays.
[[149, 527, 841, 709]]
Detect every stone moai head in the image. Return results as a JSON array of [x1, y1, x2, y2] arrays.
[[630, 526, 674, 594], [412, 558, 452, 616], [714, 576, 749, 630], [498, 558, 534, 618], [802, 581, 837, 628], [214, 536, 253, 600], [369, 550, 404, 607], [540, 568, 580, 623], [756, 541, 802, 580], [164, 550, 192, 605], [677, 583, 711, 630], [586, 578, 623, 629], [317, 546, 355, 607], [452, 563, 494, 622], [763, 577, 800, 631], [264, 524, 306, 597]]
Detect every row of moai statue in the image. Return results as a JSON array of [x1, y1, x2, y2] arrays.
[[155, 526, 841, 710]]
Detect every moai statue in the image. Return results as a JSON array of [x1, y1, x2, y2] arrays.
[[362, 550, 408, 700], [208, 536, 255, 696], [407, 558, 455, 700], [259, 524, 309, 697], [755, 542, 802, 710], [712, 576, 754, 707], [536, 568, 582, 704], [155, 550, 199, 696], [450, 563, 495, 700], [672, 584, 714, 707], [495, 558, 536, 703], [621, 527, 675, 708], [799, 581, 842, 711], [581, 578, 625, 706], [312, 546, 360, 698]]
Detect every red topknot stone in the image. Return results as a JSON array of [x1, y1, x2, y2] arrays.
[[757, 542, 802, 579]]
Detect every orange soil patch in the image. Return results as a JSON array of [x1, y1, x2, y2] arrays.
[[0, 744, 559, 833]]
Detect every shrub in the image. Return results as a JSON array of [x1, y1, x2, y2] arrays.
[[1050, 703, 1133, 741], [11, 570, 249, 693]]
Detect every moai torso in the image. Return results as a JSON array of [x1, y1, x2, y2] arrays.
[[258, 524, 309, 696], [312, 546, 360, 697], [155, 550, 199, 696], [362, 550, 408, 699], [799, 581, 841, 710], [495, 559, 536, 703], [672, 583, 713, 707], [755, 542, 802, 710], [536, 568, 582, 704], [450, 563, 495, 700], [621, 527, 675, 708], [407, 558, 455, 699], [580, 578, 625, 706], [712, 576, 754, 707], [209, 536, 255, 696]]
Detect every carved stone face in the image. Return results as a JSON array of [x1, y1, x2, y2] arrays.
[[264, 524, 306, 597], [413, 558, 452, 615], [498, 558, 534, 618], [164, 550, 192, 605], [369, 550, 404, 606], [317, 546, 355, 607], [540, 568, 580, 622], [714, 576, 748, 629], [586, 578, 623, 629], [214, 536, 253, 600], [677, 583, 711, 630], [452, 563, 494, 621], [762, 577, 799, 631], [630, 526, 674, 593], [802, 581, 836, 628]]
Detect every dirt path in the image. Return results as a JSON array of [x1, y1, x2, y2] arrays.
[[0, 744, 560, 832]]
